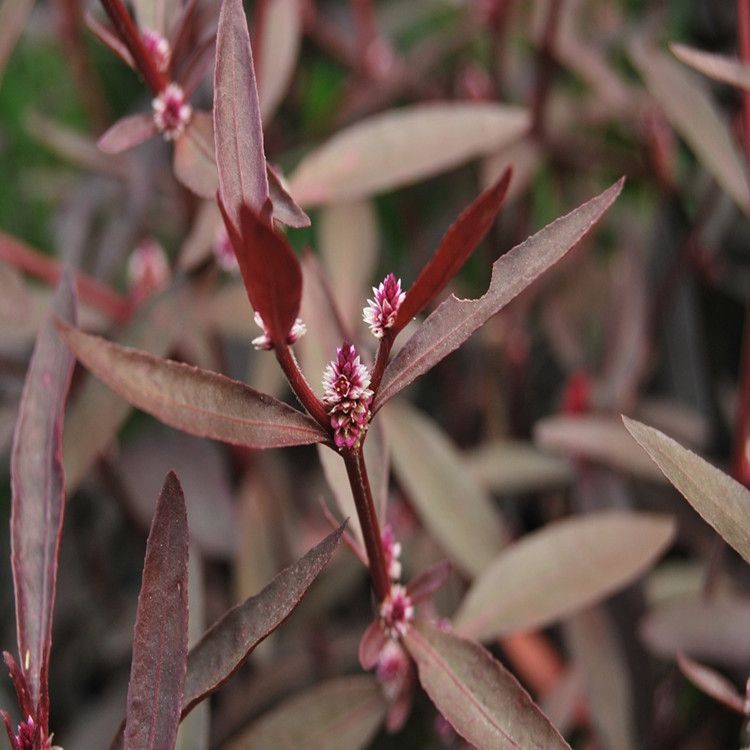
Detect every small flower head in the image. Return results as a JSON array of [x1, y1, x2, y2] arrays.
[[213, 224, 239, 273], [251, 311, 306, 351], [379, 583, 414, 639], [382, 525, 402, 580], [322, 343, 373, 449], [152, 83, 192, 140], [127, 237, 170, 300], [142, 28, 171, 72], [363, 273, 405, 338]]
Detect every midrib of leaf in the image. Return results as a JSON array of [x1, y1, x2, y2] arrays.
[[409, 628, 520, 748]]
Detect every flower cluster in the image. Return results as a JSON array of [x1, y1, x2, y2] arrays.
[[322, 343, 373, 449], [362, 273, 405, 338], [152, 83, 192, 140], [379, 583, 414, 639], [141, 28, 171, 72], [251, 312, 306, 351]]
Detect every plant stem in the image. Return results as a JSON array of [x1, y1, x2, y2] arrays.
[[274, 344, 331, 430], [342, 447, 390, 601], [530, 0, 562, 139], [99, 0, 168, 95]]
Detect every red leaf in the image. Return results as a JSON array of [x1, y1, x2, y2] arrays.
[[10, 271, 76, 725], [58, 323, 328, 449], [98, 113, 157, 154], [108, 524, 344, 749], [124, 472, 189, 750], [374, 179, 624, 411], [218, 200, 303, 348], [213, 0, 269, 225], [394, 168, 511, 333]]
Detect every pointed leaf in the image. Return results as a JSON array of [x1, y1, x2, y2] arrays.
[[218, 201, 303, 348], [267, 163, 311, 228], [374, 179, 623, 410], [404, 622, 571, 750], [11, 271, 76, 716], [630, 40, 750, 214], [226, 676, 385, 750], [289, 103, 530, 206], [213, 0, 269, 225], [124, 472, 189, 750], [535, 414, 666, 482], [454, 512, 675, 641], [98, 113, 157, 154], [181, 523, 344, 716], [676, 653, 745, 714], [59, 324, 328, 449], [257, 0, 302, 124], [395, 169, 511, 332], [174, 111, 218, 199], [623, 417, 750, 563], [671, 43, 750, 91], [386, 403, 507, 578], [640, 594, 750, 667]]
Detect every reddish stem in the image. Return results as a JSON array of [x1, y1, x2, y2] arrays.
[[530, 0, 562, 139], [0, 232, 131, 323], [274, 344, 331, 430], [342, 448, 390, 601], [99, 0, 168, 95]]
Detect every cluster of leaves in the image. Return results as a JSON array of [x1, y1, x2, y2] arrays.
[[2, 0, 750, 748]]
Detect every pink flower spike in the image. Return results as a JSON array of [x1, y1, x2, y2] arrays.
[[322, 343, 373, 450], [252, 311, 306, 351], [152, 83, 192, 140], [142, 28, 171, 72], [379, 583, 414, 639], [363, 273, 405, 338]]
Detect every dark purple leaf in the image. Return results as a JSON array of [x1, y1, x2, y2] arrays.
[[59, 323, 328, 448], [98, 113, 157, 154], [404, 622, 571, 749], [395, 168, 511, 333], [374, 179, 624, 411], [676, 653, 745, 715], [110, 524, 344, 750], [11, 271, 76, 722], [218, 200, 303, 349], [174, 111, 218, 199], [181, 523, 343, 716], [124, 472, 189, 750], [213, 0, 268, 225]]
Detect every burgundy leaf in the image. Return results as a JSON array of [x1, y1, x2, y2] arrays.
[[676, 652, 745, 715], [58, 323, 328, 448], [181, 522, 343, 716], [404, 622, 571, 749], [98, 113, 158, 154], [394, 168, 511, 333], [374, 179, 623, 411], [110, 524, 344, 750], [213, 0, 269, 226], [124, 472, 189, 750], [173, 111, 218, 199], [218, 200, 303, 348], [11, 271, 76, 723], [267, 162, 311, 228]]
